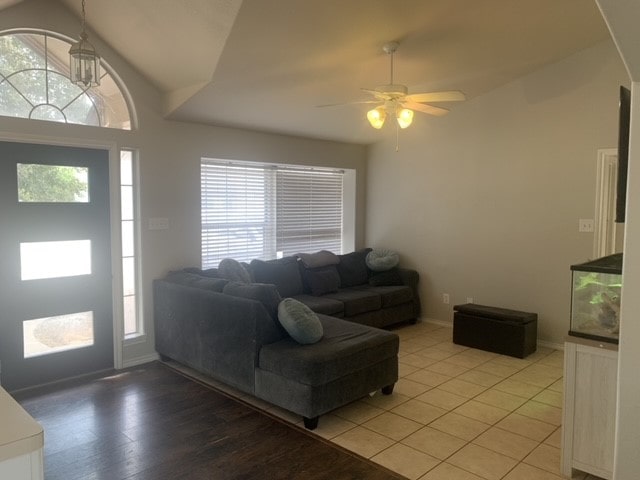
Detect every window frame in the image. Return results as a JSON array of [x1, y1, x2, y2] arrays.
[[200, 158, 353, 268], [120, 149, 143, 341], [0, 28, 136, 130]]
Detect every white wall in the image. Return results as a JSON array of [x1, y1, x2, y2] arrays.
[[595, 1, 640, 477], [0, 0, 367, 366], [366, 39, 628, 345], [613, 80, 640, 480]]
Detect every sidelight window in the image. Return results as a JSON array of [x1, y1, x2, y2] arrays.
[[120, 150, 141, 337]]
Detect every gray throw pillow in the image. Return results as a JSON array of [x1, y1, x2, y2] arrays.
[[250, 257, 304, 297], [336, 248, 372, 287], [277, 298, 323, 344], [218, 258, 251, 283], [366, 249, 400, 272], [302, 265, 340, 296], [297, 250, 339, 269]]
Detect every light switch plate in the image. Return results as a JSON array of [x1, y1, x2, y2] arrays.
[[148, 217, 169, 230], [578, 219, 594, 233]]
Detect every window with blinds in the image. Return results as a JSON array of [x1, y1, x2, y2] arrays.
[[201, 159, 344, 268]]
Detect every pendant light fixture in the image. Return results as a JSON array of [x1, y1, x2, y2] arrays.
[[69, 0, 100, 87]]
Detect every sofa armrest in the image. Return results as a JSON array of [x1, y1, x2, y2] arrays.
[[153, 279, 284, 393], [396, 268, 421, 317], [397, 267, 419, 288]]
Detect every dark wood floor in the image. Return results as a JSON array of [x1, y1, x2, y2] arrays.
[[14, 362, 402, 480]]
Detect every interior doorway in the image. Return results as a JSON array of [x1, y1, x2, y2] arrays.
[[0, 141, 113, 391], [594, 149, 624, 258]]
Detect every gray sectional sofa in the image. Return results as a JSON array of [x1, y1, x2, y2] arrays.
[[153, 249, 420, 429]]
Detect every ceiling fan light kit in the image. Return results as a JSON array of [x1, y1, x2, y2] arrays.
[[396, 107, 413, 129], [361, 42, 465, 130], [69, 0, 101, 87], [367, 104, 414, 129], [367, 106, 386, 129]]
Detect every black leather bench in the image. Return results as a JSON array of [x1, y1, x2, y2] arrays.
[[453, 304, 537, 358]]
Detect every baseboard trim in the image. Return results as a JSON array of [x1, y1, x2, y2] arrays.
[[422, 318, 452, 328], [421, 318, 564, 351], [122, 352, 160, 369], [9, 367, 115, 396], [538, 340, 564, 351]]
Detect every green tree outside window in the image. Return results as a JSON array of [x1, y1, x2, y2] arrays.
[[18, 164, 88, 202]]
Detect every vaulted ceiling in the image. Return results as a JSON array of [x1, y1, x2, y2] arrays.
[[9, 0, 614, 143]]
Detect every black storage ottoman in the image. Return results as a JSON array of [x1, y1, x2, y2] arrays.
[[453, 304, 537, 358]]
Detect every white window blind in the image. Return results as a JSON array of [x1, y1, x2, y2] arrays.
[[276, 169, 343, 257], [201, 159, 343, 268]]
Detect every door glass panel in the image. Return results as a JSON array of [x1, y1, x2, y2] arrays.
[[23, 311, 94, 358], [20, 239, 91, 280], [17, 163, 89, 202]]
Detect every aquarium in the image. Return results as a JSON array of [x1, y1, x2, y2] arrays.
[[570, 253, 622, 343]]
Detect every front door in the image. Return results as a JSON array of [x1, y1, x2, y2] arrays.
[[0, 141, 113, 391]]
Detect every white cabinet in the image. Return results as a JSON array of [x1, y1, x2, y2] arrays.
[[562, 338, 618, 479], [0, 387, 44, 480]]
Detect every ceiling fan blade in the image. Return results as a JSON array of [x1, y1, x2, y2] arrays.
[[406, 90, 466, 103], [403, 101, 449, 116], [316, 100, 380, 108]]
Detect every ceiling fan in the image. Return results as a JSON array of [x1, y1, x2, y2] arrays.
[[321, 42, 466, 129]]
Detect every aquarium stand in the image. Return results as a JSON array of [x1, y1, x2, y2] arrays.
[[453, 304, 537, 358]]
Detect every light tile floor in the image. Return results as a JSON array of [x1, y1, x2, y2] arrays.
[[168, 321, 606, 480]]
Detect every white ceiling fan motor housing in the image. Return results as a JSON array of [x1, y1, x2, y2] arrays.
[[375, 84, 408, 99]]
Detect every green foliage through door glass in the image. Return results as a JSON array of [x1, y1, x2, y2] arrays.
[[17, 163, 88, 202]]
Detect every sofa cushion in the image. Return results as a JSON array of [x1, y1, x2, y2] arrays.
[[218, 258, 252, 283], [223, 282, 282, 318], [277, 298, 323, 345], [291, 294, 344, 317], [165, 271, 228, 292], [297, 250, 340, 269], [356, 285, 413, 308], [324, 288, 382, 317], [301, 265, 341, 296], [250, 257, 304, 298], [366, 249, 400, 272], [336, 248, 372, 288], [369, 268, 403, 286], [259, 315, 399, 386]]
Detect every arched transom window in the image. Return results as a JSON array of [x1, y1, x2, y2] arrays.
[[0, 30, 133, 130]]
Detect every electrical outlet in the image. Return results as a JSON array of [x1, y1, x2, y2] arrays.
[[466, 297, 473, 304], [442, 293, 450, 304]]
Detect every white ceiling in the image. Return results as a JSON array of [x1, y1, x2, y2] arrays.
[[45, 1, 613, 143]]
